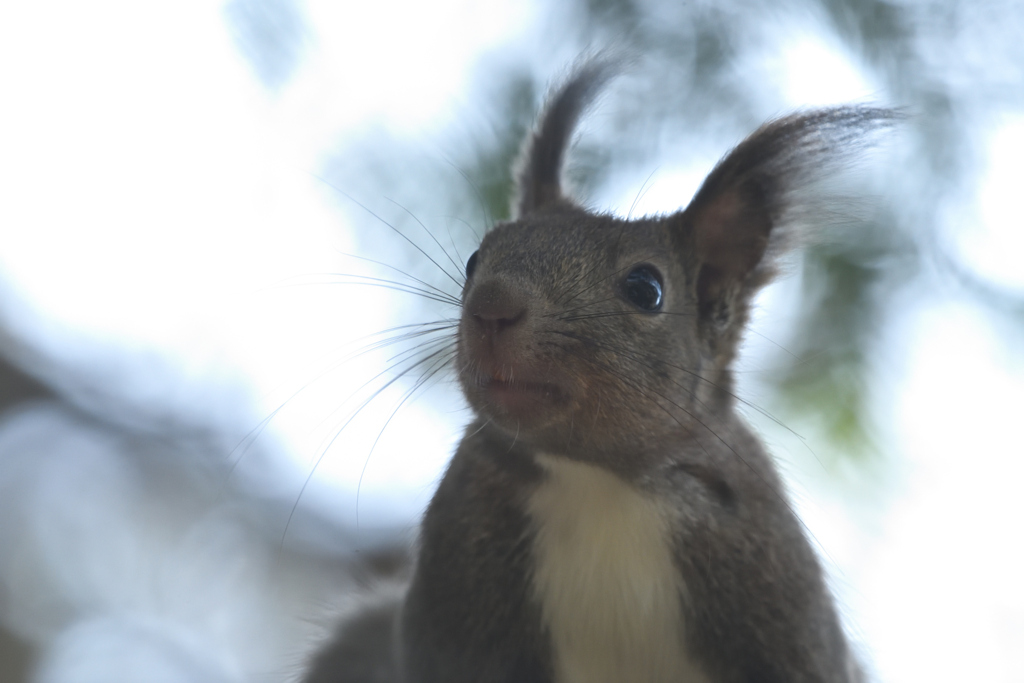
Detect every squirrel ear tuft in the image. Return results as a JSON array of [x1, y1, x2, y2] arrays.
[[514, 58, 621, 217], [677, 106, 899, 336]]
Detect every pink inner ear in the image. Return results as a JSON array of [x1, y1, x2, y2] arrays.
[[691, 184, 772, 311]]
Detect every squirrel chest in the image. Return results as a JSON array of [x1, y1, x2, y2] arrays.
[[527, 453, 709, 683]]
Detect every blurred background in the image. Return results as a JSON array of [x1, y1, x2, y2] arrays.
[[1, 0, 1023, 681]]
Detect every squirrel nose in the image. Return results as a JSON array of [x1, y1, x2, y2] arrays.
[[466, 280, 527, 335]]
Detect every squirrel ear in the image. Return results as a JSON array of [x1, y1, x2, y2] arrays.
[[514, 59, 619, 217], [674, 106, 899, 338], [685, 177, 774, 327]]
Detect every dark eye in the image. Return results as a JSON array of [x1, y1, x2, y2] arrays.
[[623, 265, 663, 312], [465, 250, 479, 279]]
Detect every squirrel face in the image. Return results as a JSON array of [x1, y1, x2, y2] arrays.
[[457, 208, 706, 465]]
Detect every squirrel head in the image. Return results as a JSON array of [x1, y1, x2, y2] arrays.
[[456, 58, 897, 465]]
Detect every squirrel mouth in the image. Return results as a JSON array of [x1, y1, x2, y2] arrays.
[[472, 368, 567, 414]]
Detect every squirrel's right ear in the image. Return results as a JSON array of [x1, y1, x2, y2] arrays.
[[671, 107, 899, 355], [514, 59, 620, 217]]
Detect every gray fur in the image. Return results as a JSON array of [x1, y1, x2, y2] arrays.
[[306, 60, 895, 683]]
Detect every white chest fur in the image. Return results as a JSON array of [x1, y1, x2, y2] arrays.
[[526, 454, 709, 683]]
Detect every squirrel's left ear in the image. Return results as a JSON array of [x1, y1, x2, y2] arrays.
[[514, 58, 620, 217], [670, 107, 899, 353]]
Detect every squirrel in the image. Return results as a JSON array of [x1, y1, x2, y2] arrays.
[[304, 57, 897, 683]]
